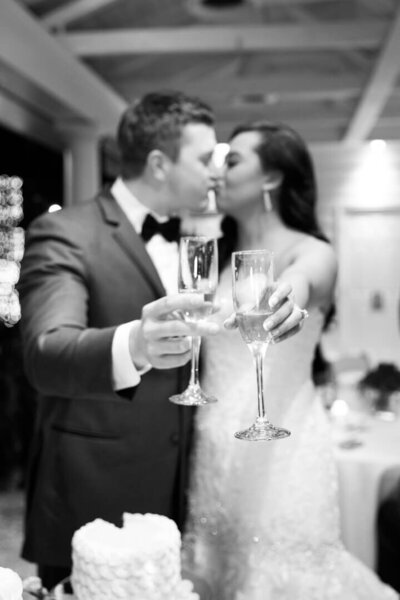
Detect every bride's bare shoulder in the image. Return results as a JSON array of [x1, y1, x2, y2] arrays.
[[282, 233, 336, 265]]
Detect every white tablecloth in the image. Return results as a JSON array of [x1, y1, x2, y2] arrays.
[[334, 415, 400, 570]]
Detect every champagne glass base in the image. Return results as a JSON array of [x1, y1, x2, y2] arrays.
[[234, 419, 290, 441], [169, 386, 218, 407]]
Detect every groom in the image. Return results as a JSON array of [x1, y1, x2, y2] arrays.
[[18, 91, 220, 589], [19, 90, 303, 590]]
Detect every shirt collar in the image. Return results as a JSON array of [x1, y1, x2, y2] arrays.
[[110, 177, 169, 234]]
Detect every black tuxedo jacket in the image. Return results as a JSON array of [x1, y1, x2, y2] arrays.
[[18, 189, 192, 567]]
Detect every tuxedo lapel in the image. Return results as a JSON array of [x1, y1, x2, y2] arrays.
[[97, 190, 165, 298]]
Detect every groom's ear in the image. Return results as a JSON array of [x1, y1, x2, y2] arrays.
[[147, 150, 171, 183], [263, 170, 283, 192]]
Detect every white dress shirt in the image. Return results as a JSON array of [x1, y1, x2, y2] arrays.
[[110, 178, 179, 390]]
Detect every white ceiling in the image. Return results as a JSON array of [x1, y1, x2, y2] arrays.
[[1, 0, 400, 148]]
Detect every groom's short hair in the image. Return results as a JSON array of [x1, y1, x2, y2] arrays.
[[117, 90, 215, 179]]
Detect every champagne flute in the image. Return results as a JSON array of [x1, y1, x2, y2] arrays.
[[232, 250, 290, 441], [169, 236, 218, 406]]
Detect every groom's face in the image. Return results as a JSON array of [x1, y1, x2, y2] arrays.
[[165, 123, 217, 214]]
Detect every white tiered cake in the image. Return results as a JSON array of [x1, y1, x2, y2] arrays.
[[0, 567, 23, 600], [71, 513, 198, 600]]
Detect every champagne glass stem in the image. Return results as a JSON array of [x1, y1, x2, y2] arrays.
[[189, 335, 202, 388], [251, 343, 268, 424]]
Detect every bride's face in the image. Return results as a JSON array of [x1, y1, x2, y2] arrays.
[[216, 131, 265, 216]]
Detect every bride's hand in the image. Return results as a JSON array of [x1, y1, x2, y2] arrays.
[[224, 281, 308, 343]]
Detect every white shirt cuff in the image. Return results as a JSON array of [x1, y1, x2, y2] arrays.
[[112, 321, 151, 391]]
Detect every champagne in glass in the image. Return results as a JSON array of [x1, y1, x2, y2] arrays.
[[232, 250, 290, 441], [169, 236, 218, 406]]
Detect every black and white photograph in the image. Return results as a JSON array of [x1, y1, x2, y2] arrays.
[[1, 0, 400, 598]]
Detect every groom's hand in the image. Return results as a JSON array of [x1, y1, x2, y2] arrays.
[[130, 294, 220, 369], [224, 281, 308, 344]]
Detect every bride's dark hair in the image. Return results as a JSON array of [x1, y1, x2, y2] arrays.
[[219, 120, 329, 269]]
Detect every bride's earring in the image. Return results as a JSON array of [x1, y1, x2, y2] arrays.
[[262, 185, 272, 213]]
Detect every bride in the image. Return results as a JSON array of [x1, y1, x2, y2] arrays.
[[183, 121, 397, 599]]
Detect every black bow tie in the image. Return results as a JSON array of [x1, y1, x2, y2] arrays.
[[141, 214, 181, 243]]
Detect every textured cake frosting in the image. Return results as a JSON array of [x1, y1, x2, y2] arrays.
[[71, 513, 198, 600], [0, 567, 23, 600]]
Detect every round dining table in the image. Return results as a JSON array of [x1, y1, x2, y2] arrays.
[[333, 409, 400, 570]]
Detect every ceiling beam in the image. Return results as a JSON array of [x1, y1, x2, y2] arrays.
[[343, 7, 400, 142], [0, 0, 126, 134], [0, 58, 84, 123], [43, 0, 121, 29], [213, 102, 349, 122], [122, 74, 366, 101], [286, 3, 370, 71], [57, 21, 387, 56]]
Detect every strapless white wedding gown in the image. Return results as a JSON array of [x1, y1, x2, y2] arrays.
[[183, 267, 397, 600]]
